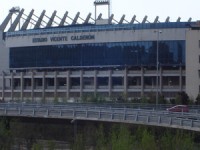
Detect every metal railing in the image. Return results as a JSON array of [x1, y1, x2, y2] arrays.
[[0, 103, 199, 132]]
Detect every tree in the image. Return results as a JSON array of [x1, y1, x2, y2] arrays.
[[0, 118, 13, 149], [110, 125, 134, 150], [195, 94, 200, 105], [140, 129, 157, 150], [95, 124, 107, 150], [72, 134, 85, 150], [175, 92, 189, 105]]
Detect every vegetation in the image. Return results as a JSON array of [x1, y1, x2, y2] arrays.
[[0, 117, 198, 149]]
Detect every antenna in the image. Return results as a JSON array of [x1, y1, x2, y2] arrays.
[[94, 0, 111, 24]]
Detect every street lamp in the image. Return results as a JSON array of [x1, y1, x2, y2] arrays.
[[154, 30, 162, 109]]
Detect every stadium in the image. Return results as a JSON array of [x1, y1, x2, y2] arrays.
[[0, 1, 199, 102]]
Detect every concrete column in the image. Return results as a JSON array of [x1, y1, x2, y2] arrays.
[[42, 72, 45, 101], [80, 70, 83, 98], [11, 72, 13, 101], [2, 72, 5, 101], [159, 67, 162, 93], [54, 71, 57, 100], [108, 70, 112, 97], [124, 68, 128, 96], [66, 71, 70, 100], [141, 67, 144, 96], [20, 72, 24, 101], [94, 70, 97, 96], [31, 71, 34, 102], [179, 66, 182, 91]]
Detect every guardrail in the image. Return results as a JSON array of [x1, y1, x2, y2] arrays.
[[0, 103, 199, 132]]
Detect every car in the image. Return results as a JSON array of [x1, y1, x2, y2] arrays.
[[166, 105, 189, 112]]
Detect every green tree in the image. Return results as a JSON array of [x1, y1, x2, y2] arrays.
[[160, 131, 175, 150], [175, 92, 189, 105], [47, 140, 56, 150], [72, 134, 85, 150], [195, 94, 200, 105], [173, 131, 194, 150], [0, 118, 13, 149], [95, 124, 107, 150], [110, 125, 133, 150], [31, 143, 43, 150], [140, 129, 157, 150]]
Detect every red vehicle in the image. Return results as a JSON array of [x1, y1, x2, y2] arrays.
[[166, 105, 189, 112]]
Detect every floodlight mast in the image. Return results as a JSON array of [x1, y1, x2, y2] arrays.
[[94, 0, 111, 23]]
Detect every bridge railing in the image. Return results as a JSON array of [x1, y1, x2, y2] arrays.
[[0, 104, 199, 132]]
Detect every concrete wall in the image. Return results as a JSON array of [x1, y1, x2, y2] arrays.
[[6, 28, 187, 48], [186, 29, 200, 99], [0, 31, 9, 72]]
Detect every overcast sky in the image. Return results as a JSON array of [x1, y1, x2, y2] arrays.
[[0, 0, 200, 24]]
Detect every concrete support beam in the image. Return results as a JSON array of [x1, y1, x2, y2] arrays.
[[130, 15, 136, 24], [8, 9, 25, 32], [154, 16, 159, 23], [59, 11, 68, 26], [108, 70, 112, 97], [72, 12, 80, 25], [108, 14, 114, 24], [31, 71, 34, 102], [2, 72, 5, 100], [42, 72, 45, 101], [66, 71, 70, 100], [34, 10, 46, 29], [80, 70, 83, 98], [124, 68, 127, 96], [11, 73, 13, 100], [97, 13, 102, 20], [20, 72, 24, 101], [46, 11, 57, 28], [119, 15, 125, 24], [159, 67, 162, 93], [180, 66, 182, 91], [21, 9, 34, 30], [165, 17, 170, 23], [141, 67, 144, 96], [84, 13, 92, 24], [94, 70, 97, 96], [54, 71, 57, 100], [0, 13, 13, 31]]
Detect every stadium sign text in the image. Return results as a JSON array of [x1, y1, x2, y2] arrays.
[[71, 35, 95, 41], [32, 35, 95, 43]]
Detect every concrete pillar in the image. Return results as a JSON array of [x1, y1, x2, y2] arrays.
[[2, 72, 5, 101], [54, 71, 57, 100], [31, 71, 34, 102], [11, 72, 13, 101], [141, 67, 144, 96], [179, 66, 182, 91], [66, 71, 70, 100], [20, 72, 24, 101], [124, 68, 128, 96], [80, 70, 83, 98], [42, 72, 45, 101], [108, 70, 112, 97], [94, 70, 97, 96], [159, 67, 162, 93]]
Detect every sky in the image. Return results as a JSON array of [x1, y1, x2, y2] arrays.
[[0, 0, 200, 24]]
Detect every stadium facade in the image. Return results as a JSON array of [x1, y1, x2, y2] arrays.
[[0, 6, 200, 102]]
